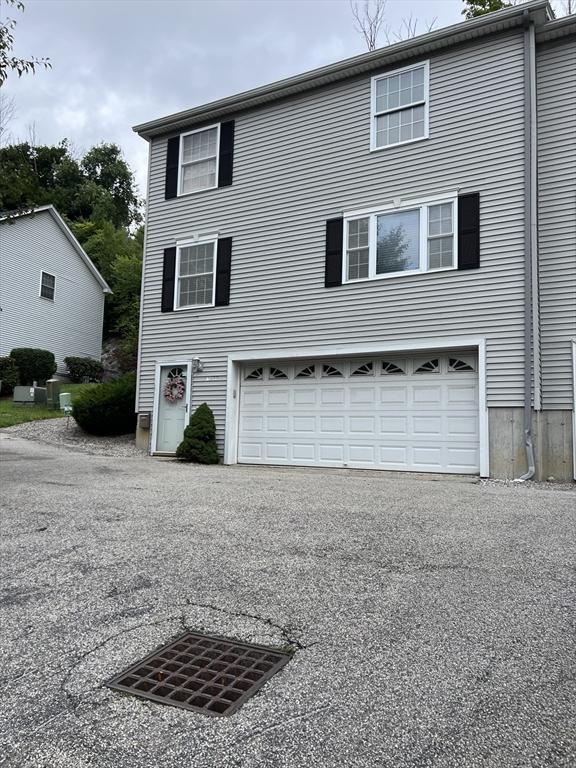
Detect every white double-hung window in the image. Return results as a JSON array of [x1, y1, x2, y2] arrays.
[[175, 236, 217, 309], [371, 62, 429, 150], [344, 196, 456, 283], [179, 125, 219, 195]]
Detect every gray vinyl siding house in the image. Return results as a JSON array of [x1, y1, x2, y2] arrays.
[[0, 206, 111, 375], [134, 0, 576, 481]]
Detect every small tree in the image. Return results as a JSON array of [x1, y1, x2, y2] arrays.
[[176, 403, 219, 464]]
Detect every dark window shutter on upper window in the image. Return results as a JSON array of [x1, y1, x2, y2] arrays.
[[218, 121, 235, 188], [325, 217, 344, 287], [457, 193, 480, 270], [161, 247, 176, 312], [165, 137, 180, 200], [215, 237, 233, 306]]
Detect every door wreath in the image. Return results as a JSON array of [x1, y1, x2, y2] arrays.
[[163, 374, 185, 403]]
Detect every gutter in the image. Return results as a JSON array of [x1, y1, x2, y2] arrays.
[[516, 13, 539, 482]]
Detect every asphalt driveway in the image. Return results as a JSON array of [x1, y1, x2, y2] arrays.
[[1, 430, 575, 768]]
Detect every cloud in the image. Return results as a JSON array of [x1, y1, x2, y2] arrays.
[[3, 0, 462, 197]]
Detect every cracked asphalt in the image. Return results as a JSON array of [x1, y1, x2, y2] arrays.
[[1, 430, 575, 768]]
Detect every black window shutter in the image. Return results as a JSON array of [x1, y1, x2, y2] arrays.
[[215, 237, 233, 306], [161, 247, 176, 312], [165, 137, 180, 200], [325, 217, 344, 287], [458, 193, 480, 270], [218, 121, 235, 188]]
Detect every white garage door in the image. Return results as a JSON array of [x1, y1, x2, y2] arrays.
[[238, 353, 480, 474]]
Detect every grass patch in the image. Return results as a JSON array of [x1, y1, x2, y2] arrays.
[[0, 383, 98, 428]]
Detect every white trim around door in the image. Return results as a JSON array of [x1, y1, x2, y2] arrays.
[[224, 336, 489, 477], [151, 359, 193, 455]]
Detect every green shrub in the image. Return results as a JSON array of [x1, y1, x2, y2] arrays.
[[64, 356, 104, 383], [9, 348, 57, 385], [176, 403, 219, 464], [72, 373, 136, 435], [0, 357, 20, 395]]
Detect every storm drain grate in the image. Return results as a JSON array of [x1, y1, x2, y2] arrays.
[[106, 631, 291, 716]]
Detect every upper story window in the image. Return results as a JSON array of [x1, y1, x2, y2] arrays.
[[344, 196, 456, 283], [175, 236, 217, 309], [178, 125, 219, 195], [40, 271, 55, 300], [371, 62, 429, 150]]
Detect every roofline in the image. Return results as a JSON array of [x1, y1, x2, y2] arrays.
[[536, 13, 576, 42], [133, 0, 552, 140], [1, 206, 112, 294]]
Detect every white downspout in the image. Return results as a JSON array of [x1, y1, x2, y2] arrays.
[[516, 14, 538, 482]]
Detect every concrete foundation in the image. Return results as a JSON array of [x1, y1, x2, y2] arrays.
[[489, 408, 574, 481], [135, 423, 150, 452]]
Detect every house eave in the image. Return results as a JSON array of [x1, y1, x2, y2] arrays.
[[535, 14, 576, 43], [132, 0, 552, 140]]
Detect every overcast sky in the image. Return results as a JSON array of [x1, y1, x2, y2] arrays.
[[2, 0, 476, 195]]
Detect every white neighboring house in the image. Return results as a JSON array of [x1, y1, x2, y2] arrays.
[[0, 205, 111, 375]]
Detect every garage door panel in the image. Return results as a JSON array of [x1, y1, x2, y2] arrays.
[[349, 416, 376, 434], [293, 416, 316, 432], [380, 416, 408, 435], [266, 416, 289, 432], [239, 353, 480, 474], [265, 443, 289, 460], [412, 416, 443, 435], [380, 387, 408, 405], [379, 445, 409, 465], [446, 446, 479, 470], [349, 445, 376, 463], [319, 444, 345, 461], [267, 390, 290, 406], [350, 388, 377, 404], [447, 415, 478, 436], [320, 389, 346, 405], [412, 385, 442, 404], [447, 386, 478, 405], [292, 443, 316, 461], [294, 389, 316, 405]]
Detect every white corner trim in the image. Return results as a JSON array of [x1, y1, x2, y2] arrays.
[[223, 336, 489, 476], [150, 359, 192, 456]]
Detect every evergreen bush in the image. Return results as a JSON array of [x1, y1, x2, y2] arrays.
[[64, 356, 104, 383], [176, 403, 219, 464], [72, 373, 136, 435], [9, 348, 57, 385], [0, 357, 20, 395]]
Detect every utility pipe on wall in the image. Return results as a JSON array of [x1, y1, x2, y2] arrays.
[[517, 13, 538, 482]]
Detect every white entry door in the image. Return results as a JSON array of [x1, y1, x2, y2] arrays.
[[238, 353, 480, 474], [155, 364, 190, 453]]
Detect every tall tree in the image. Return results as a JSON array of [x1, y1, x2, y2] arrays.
[[0, 141, 141, 227], [462, 0, 511, 19], [0, 0, 50, 85]]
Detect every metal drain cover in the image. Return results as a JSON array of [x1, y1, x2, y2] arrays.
[[106, 631, 291, 716]]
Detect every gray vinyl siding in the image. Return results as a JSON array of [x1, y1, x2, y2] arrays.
[[536, 36, 576, 410], [138, 32, 527, 440], [0, 211, 105, 373]]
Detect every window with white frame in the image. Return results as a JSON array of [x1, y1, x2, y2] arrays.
[[175, 238, 216, 308], [40, 271, 55, 300], [371, 62, 428, 150], [179, 126, 219, 195], [344, 198, 456, 282]]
